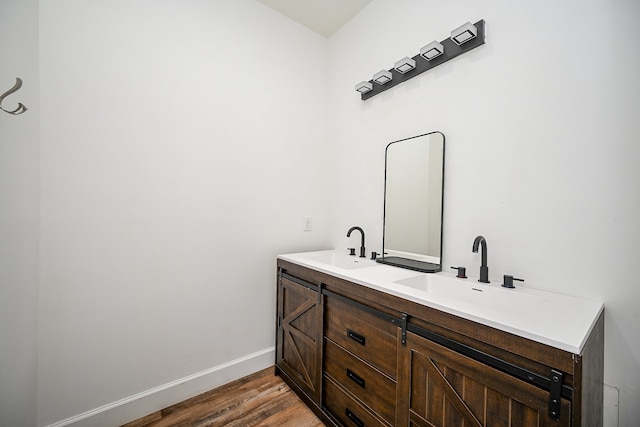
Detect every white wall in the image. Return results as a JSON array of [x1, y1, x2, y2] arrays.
[[37, 1, 331, 425], [6, 1, 638, 426], [328, 1, 640, 426], [0, 0, 39, 426]]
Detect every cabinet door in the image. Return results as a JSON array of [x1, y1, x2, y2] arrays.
[[398, 331, 571, 427], [276, 273, 322, 403]]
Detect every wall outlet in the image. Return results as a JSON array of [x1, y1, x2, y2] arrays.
[[304, 216, 312, 232]]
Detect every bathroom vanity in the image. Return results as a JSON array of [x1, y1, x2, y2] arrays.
[[275, 250, 604, 427]]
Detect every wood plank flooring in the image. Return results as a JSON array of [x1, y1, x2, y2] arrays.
[[121, 367, 325, 427]]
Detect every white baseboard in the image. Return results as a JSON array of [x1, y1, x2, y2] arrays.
[[46, 347, 275, 427]]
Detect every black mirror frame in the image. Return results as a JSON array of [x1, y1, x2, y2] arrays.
[[376, 131, 445, 273]]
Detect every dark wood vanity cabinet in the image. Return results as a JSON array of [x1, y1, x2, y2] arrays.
[[275, 267, 323, 404], [398, 330, 571, 426], [275, 259, 604, 427], [323, 293, 400, 426]]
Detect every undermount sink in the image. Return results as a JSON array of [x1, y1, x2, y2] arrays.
[[300, 251, 377, 270], [393, 274, 547, 313]]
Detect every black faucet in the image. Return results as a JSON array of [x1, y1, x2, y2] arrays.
[[347, 226, 366, 258], [472, 235, 490, 283]]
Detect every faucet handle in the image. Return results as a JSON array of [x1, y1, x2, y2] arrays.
[[502, 275, 524, 289], [451, 266, 467, 278], [348, 248, 356, 256]]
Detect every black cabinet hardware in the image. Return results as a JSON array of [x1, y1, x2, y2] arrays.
[[347, 329, 366, 346], [345, 408, 364, 427], [346, 369, 365, 388]]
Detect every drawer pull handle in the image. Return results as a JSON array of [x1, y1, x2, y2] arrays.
[[346, 408, 364, 427], [347, 369, 365, 388], [347, 329, 366, 346]]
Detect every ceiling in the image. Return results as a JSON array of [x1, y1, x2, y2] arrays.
[[257, 0, 372, 38]]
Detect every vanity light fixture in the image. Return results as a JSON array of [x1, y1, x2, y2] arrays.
[[355, 19, 485, 100], [451, 21, 478, 45], [373, 70, 392, 85], [394, 57, 416, 74], [355, 81, 373, 94], [420, 41, 444, 61]]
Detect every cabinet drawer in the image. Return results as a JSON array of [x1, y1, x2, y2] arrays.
[[324, 339, 396, 424], [325, 294, 398, 379], [324, 375, 390, 427]]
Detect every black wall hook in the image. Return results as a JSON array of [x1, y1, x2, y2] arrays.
[[0, 77, 28, 115]]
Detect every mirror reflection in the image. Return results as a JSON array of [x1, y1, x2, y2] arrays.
[[377, 131, 445, 273]]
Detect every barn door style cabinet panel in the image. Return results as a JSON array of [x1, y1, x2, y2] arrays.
[[275, 253, 604, 427], [275, 268, 323, 405], [399, 330, 571, 426]]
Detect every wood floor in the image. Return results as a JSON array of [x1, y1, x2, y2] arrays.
[[121, 367, 325, 427]]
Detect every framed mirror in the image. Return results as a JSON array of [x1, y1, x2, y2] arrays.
[[376, 131, 445, 273]]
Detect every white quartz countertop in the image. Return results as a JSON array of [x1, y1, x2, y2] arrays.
[[278, 250, 604, 354]]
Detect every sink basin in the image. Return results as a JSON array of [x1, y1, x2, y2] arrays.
[[279, 250, 604, 354], [393, 274, 546, 313], [300, 252, 376, 270]]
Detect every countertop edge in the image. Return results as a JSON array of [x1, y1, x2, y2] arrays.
[[277, 250, 604, 355]]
